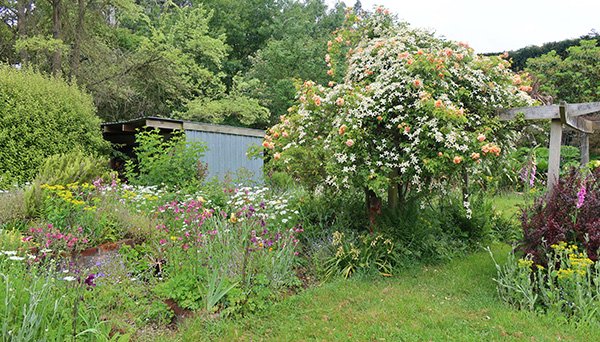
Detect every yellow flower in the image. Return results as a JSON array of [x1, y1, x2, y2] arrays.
[[350, 247, 360, 260], [557, 268, 574, 279], [332, 231, 344, 246], [518, 258, 533, 269]]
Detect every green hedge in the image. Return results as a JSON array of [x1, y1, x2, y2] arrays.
[[0, 65, 110, 187]]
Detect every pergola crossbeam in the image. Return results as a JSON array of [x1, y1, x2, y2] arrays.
[[497, 101, 598, 197]]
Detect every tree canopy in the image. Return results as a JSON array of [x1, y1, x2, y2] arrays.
[[526, 39, 600, 103], [0, 0, 352, 127], [263, 8, 534, 209]]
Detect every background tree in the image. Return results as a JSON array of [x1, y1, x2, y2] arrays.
[[245, 0, 347, 125], [0, 0, 354, 126], [491, 30, 599, 72], [526, 39, 600, 157], [526, 39, 600, 103]]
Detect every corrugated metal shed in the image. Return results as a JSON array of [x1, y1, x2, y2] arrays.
[[101, 117, 265, 184]]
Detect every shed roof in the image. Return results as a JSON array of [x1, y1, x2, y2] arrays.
[[101, 116, 266, 138]]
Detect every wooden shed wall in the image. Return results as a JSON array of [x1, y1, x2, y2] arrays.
[[185, 129, 263, 184]]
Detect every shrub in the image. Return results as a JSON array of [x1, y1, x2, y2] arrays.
[[378, 200, 471, 265], [0, 188, 26, 224], [24, 150, 115, 218], [125, 128, 207, 187], [519, 167, 600, 265], [0, 65, 110, 186]]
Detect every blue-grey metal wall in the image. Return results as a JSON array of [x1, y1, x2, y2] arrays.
[[185, 129, 263, 184]]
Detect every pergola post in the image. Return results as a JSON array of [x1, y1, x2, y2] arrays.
[[547, 118, 563, 196], [580, 133, 590, 165]]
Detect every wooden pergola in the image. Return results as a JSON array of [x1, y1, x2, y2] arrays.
[[497, 101, 600, 196]]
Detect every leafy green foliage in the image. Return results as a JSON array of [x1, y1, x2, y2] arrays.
[[24, 150, 115, 218], [0, 66, 110, 186], [325, 231, 400, 278], [526, 39, 600, 103], [501, 32, 598, 71], [125, 128, 207, 187], [245, 0, 347, 123], [182, 76, 270, 128]]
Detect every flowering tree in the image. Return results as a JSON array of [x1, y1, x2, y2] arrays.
[[263, 7, 534, 213]]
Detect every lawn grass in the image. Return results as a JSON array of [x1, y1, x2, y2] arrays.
[[490, 191, 529, 221], [166, 244, 599, 341]]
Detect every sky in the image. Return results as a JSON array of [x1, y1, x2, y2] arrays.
[[326, 0, 599, 54]]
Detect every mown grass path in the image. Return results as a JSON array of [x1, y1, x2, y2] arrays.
[[173, 244, 599, 341]]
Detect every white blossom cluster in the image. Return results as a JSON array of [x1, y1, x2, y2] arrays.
[[264, 9, 535, 202]]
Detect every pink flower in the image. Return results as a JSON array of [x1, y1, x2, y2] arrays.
[[183, 244, 189, 250], [577, 182, 587, 208], [453, 156, 463, 164], [160, 239, 167, 244], [346, 139, 354, 147], [22, 236, 33, 242], [336, 98, 345, 106], [274, 152, 281, 160]]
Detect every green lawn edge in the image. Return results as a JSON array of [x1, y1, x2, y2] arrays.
[[169, 244, 598, 341]]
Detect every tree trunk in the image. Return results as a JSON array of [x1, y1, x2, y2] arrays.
[[52, 0, 62, 76], [387, 168, 399, 210], [70, 0, 86, 80], [366, 189, 382, 233], [17, 0, 28, 66]]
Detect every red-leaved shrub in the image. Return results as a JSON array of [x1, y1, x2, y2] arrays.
[[519, 167, 600, 265]]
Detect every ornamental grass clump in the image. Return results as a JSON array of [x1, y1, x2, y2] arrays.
[[519, 167, 600, 265]]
